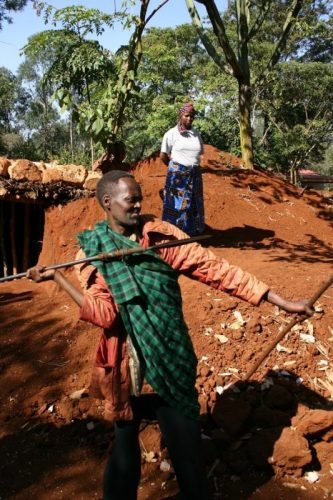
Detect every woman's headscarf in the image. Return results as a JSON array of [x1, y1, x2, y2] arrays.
[[178, 102, 196, 133]]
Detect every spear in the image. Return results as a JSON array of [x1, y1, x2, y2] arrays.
[[0, 234, 211, 283]]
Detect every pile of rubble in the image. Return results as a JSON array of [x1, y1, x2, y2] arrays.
[[0, 157, 101, 202]]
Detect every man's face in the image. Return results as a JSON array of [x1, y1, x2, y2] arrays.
[[179, 111, 195, 130], [104, 177, 142, 231]]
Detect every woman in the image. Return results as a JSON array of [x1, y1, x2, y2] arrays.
[[160, 102, 205, 236]]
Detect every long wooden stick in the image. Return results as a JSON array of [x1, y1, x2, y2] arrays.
[[0, 234, 211, 283], [243, 274, 333, 381]]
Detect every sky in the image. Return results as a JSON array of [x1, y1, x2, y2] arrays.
[[0, 0, 223, 74]]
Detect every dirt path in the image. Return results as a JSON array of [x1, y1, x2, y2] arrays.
[[0, 146, 332, 499]]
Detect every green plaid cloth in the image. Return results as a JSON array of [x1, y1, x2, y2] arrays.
[[77, 220, 199, 419]]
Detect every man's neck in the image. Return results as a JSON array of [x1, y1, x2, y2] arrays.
[[107, 220, 141, 239]]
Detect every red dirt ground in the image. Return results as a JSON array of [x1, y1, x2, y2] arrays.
[[1, 145, 333, 499]]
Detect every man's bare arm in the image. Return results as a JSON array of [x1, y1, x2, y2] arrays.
[[265, 290, 312, 315], [26, 266, 83, 307]]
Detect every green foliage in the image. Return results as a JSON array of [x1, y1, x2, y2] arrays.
[[0, 0, 28, 30], [26, 2, 146, 148], [1, 1, 332, 177], [0, 67, 17, 131], [0, 132, 38, 160], [254, 61, 333, 172], [54, 145, 92, 168]]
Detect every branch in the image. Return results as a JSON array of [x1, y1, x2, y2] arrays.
[[257, 0, 303, 85], [185, 0, 231, 74], [247, 0, 273, 42], [145, 0, 170, 26], [192, 0, 242, 78]]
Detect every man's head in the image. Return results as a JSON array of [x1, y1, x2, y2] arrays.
[[112, 141, 127, 162], [96, 171, 142, 234]]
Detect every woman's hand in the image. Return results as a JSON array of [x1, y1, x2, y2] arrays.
[[160, 152, 170, 166], [26, 265, 56, 282]]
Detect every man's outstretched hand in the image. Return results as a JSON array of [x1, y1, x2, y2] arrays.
[[266, 291, 313, 316], [26, 265, 56, 282]]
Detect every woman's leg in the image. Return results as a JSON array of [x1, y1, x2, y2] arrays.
[[191, 166, 205, 234], [103, 418, 141, 500], [156, 401, 212, 500]]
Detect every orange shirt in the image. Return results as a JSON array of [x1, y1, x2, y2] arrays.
[[76, 217, 269, 421]]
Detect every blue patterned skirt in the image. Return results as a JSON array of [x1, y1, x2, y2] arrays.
[[162, 161, 205, 236]]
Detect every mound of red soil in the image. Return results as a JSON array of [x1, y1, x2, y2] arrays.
[[0, 145, 332, 499]]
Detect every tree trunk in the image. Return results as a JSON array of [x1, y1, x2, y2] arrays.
[[238, 79, 254, 169], [69, 110, 74, 161], [90, 136, 94, 168]]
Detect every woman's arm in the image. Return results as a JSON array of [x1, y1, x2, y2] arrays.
[[160, 152, 170, 166]]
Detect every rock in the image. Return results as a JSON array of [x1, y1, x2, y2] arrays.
[[0, 157, 11, 177], [199, 364, 211, 377], [42, 168, 63, 183], [83, 171, 101, 190], [211, 427, 231, 448], [8, 159, 42, 182], [292, 409, 333, 436], [202, 437, 218, 463], [34, 161, 48, 172], [139, 423, 162, 455], [264, 384, 295, 411], [251, 406, 291, 428], [61, 164, 88, 185], [247, 314, 262, 333], [322, 427, 333, 442], [231, 329, 244, 340], [211, 397, 251, 434], [247, 428, 283, 468], [227, 447, 250, 473], [198, 393, 209, 415], [313, 441, 333, 476], [271, 427, 312, 476]]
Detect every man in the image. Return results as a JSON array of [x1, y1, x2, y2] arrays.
[[93, 141, 131, 174], [27, 171, 311, 500]]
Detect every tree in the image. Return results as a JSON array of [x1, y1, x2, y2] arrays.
[[25, 1, 171, 160], [255, 61, 333, 180], [0, 67, 16, 131], [185, 0, 330, 169], [22, 4, 117, 163], [0, 0, 28, 30], [122, 23, 211, 159]]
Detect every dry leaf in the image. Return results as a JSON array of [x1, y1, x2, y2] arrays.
[[300, 333, 316, 343], [143, 451, 157, 463], [316, 342, 329, 357], [160, 460, 171, 472], [276, 343, 292, 354], [304, 320, 314, 336], [204, 327, 213, 336], [283, 360, 296, 367], [214, 334, 228, 344], [229, 321, 241, 330], [304, 471, 319, 484]]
